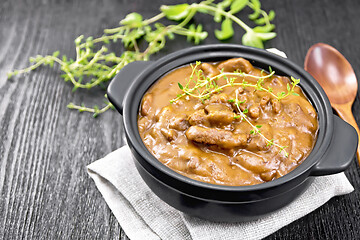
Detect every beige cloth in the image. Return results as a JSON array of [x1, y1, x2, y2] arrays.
[[87, 145, 354, 240]]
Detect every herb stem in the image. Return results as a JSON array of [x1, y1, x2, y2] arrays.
[[234, 89, 288, 157], [194, 3, 253, 32], [67, 101, 114, 117], [171, 65, 276, 103], [8, 0, 276, 117], [104, 12, 166, 34], [140, 7, 197, 60]]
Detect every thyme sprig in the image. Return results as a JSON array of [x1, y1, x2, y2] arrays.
[[170, 61, 301, 104], [233, 89, 289, 157], [170, 61, 301, 157], [276, 76, 300, 99], [170, 61, 277, 103], [7, 0, 276, 117]]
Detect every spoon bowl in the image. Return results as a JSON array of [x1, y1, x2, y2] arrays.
[[305, 43, 360, 165]]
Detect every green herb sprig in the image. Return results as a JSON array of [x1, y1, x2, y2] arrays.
[[170, 61, 302, 157], [170, 61, 301, 104], [276, 76, 300, 99], [232, 89, 289, 157], [170, 61, 279, 103], [7, 0, 276, 117]]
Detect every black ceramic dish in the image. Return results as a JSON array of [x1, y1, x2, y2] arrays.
[[107, 44, 357, 222]]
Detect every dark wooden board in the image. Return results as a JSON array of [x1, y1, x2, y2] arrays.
[[0, 0, 359, 239]]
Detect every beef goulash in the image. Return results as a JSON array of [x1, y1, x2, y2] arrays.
[[138, 58, 318, 186]]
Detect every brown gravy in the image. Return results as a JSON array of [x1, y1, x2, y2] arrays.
[[138, 58, 318, 186]]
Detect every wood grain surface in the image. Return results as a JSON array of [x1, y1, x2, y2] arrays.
[[0, 0, 359, 239]]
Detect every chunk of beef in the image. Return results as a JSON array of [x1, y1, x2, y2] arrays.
[[271, 77, 286, 88], [169, 114, 189, 131], [156, 106, 172, 122], [297, 97, 317, 119], [284, 103, 317, 132], [186, 126, 248, 149], [234, 153, 277, 174], [157, 106, 189, 130], [200, 62, 220, 78], [260, 170, 276, 182], [260, 95, 270, 108], [187, 156, 201, 170], [217, 58, 253, 73], [249, 104, 260, 118], [160, 128, 177, 141], [207, 93, 229, 104], [141, 94, 152, 116], [188, 109, 210, 127], [205, 104, 234, 126], [271, 99, 281, 113]]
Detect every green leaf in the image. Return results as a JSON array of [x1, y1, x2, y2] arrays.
[[160, 4, 190, 21], [251, 0, 261, 9], [268, 10, 275, 21], [178, 82, 184, 90], [292, 92, 300, 96], [167, 32, 175, 40], [287, 83, 290, 91], [256, 125, 262, 128], [291, 76, 300, 85], [254, 17, 266, 25], [7, 72, 14, 78], [248, 0, 261, 20], [255, 10, 275, 25], [214, 14, 222, 23], [230, 0, 248, 14], [266, 139, 274, 147], [242, 31, 264, 49], [120, 13, 143, 27], [277, 91, 286, 98], [253, 24, 275, 33], [186, 24, 208, 44], [85, 37, 94, 48], [214, 0, 232, 22], [52, 51, 60, 57], [249, 10, 260, 21], [103, 37, 110, 44], [74, 35, 84, 45], [219, 0, 233, 9], [214, 18, 234, 40], [122, 28, 145, 47], [67, 103, 75, 109]]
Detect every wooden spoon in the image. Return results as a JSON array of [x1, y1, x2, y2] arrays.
[[304, 43, 360, 165]]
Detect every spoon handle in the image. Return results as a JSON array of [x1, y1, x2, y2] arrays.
[[332, 102, 360, 165]]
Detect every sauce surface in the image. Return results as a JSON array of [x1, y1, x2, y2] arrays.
[[138, 58, 318, 186]]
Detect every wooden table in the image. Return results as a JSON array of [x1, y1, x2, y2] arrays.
[[1, 0, 359, 239]]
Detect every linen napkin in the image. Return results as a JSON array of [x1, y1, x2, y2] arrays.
[[87, 145, 354, 240]]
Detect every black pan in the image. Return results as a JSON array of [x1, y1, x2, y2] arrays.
[[107, 44, 357, 222]]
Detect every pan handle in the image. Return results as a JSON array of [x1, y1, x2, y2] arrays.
[[107, 61, 153, 114], [310, 115, 357, 176]]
